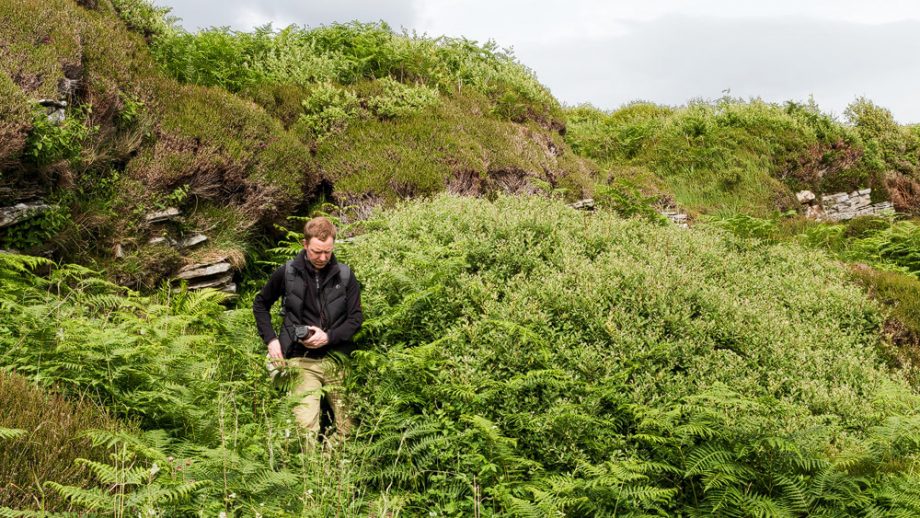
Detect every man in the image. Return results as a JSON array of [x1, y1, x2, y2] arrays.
[[253, 216, 363, 440]]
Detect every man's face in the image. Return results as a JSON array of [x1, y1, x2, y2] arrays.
[[304, 236, 334, 269]]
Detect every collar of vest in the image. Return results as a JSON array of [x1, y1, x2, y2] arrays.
[[293, 250, 341, 282]]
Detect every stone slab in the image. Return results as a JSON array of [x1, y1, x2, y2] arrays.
[[0, 203, 52, 228], [175, 261, 231, 280], [569, 199, 595, 210], [796, 190, 816, 204], [145, 207, 181, 223], [188, 273, 234, 290], [178, 234, 208, 249]]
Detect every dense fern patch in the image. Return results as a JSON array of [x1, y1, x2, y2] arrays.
[[3, 191, 920, 515], [340, 195, 920, 515]]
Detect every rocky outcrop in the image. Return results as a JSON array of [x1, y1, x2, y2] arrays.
[[661, 210, 689, 229], [0, 202, 52, 228], [125, 207, 237, 294], [144, 207, 181, 224], [798, 188, 895, 221], [175, 258, 236, 294]]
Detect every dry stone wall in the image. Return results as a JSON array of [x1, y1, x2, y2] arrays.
[[797, 188, 894, 221]]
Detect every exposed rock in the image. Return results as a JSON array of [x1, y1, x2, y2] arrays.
[[145, 207, 181, 223], [805, 205, 824, 219], [662, 210, 690, 229], [178, 234, 208, 249], [114, 243, 124, 259], [796, 190, 816, 204], [817, 188, 894, 221], [0, 202, 52, 228], [175, 260, 232, 280], [569, 198, 595, 210], [188, 273, 234, 290], [36, 99, 67, 109], [174, 257, 237, 294], [148, 236, 177, 247], [36, 99, 67, 124]]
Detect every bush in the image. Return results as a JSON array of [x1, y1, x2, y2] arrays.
[[364, 78, 439, 119], [0, 203, 71, 252], [847, 220, 920, 276], [851, 267, 920, 387], [593, 180, 667, 224], [337, 195, 920, 515], [294, 83, 360, 141], [110, 0, 176, 39], [147, 21, 559, 126], [24, 105, 93, 166]]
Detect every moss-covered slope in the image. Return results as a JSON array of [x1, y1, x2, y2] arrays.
[[0, 0, 595, 286]]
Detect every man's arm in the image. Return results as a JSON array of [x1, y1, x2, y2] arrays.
[[252, 266, 286, 357]]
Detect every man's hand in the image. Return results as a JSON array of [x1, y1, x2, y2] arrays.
[[267, 339, 283, 360], [303, 326, 328, 349]]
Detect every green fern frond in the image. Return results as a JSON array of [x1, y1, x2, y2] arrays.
[[0, 427, 26, 440], [44, 482, 110, 510]]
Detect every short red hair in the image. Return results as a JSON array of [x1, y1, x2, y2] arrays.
[[304, 216, 337, 242]]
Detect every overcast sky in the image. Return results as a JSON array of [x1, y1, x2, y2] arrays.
[[155, 0, 920, 123]]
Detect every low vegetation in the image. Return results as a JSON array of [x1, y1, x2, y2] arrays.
[[3, 196, 920, 515], [0, 371, 122, 511], [566, 98, 920, 216], [3, 1, 920, 515]]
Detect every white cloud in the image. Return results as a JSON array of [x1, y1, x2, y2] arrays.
[[518, 15, 920, 122], [164, 0, 418, 31]]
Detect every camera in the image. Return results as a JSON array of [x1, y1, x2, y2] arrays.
[[294, 325, 315, 342]]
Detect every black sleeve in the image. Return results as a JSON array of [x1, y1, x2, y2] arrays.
[[325, 272, 363, 353], [252, 265, 286, 345]]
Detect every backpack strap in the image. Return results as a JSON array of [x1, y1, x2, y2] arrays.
[[337, 263, 351, 287], [280, 259, 295, 317]]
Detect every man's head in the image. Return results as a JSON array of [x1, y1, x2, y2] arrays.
[[302, 217, 337, 270]]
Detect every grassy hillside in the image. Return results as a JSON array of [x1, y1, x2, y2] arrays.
[[0, 0, 594, 286], [3, 2, 920, 515], [566, 98, 920, 216]]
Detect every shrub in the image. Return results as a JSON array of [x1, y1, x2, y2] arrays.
[[110, 0, 176, 39], [846, 97, 920, 182], [593, 180, 667, 224], [0, 203, 71, 252], [24, 105, 93, 166], [338, 195, 920, 515], [364, 78, 439, 119], [294, 83, 361, 141], [851, 267, 920, 387], [146, 21, 559, 126], [152, 27, 269, 92], [844, 215, 892, 239], [847, 220, 920, 276]]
